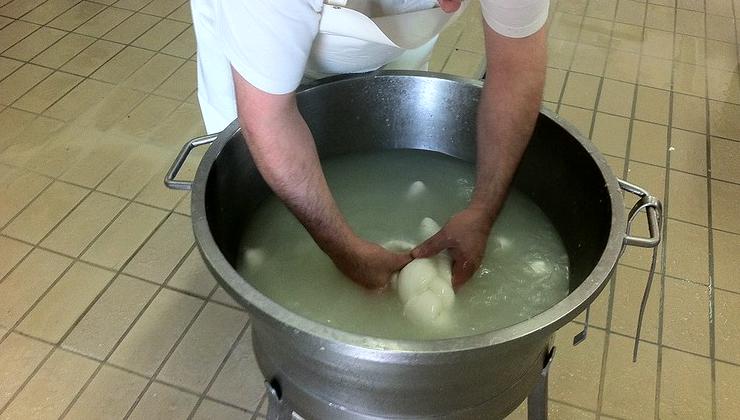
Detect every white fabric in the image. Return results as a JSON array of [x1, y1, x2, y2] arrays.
[[191, 0, 550, 133]]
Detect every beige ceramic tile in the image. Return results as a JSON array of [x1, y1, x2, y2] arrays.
[[64, 365, 147, 420], [662, 277, 711, 356], [705, 40, 739, 71], [75, 86, 147, 131], [441, 49, 484, 79], [591, 113, 630, 157], [672, 94, 707, 134], [161, 25, 195, 58], [0, 116, 64, 168], [603, 155, 625, 177], [711, 180, 740, 234], [207, 327, 266, 410], [673, 34, 707, 66], [601, 334, 658, 419], [167, 0, 191, 22], [570, 44, 608, 76], [609, 265, 661, 341], [31, 33, 95, 69], [0, 0, 46, 18], [108, 288, 202, 376], [630, 120, 668, 166], [673, 62, 708, 97], [709, 100, 739, 140], [604, 49, 640, 82], [0, 56, 22, 80], [48, 1, 107, 31], [114, 0, 152, 11], [44, 79, 113, 122], [0, 236, 31, 279], [210, 287, 241, 308], [124, 213, 194, 283], [713, 230, 740, 293], [548, 401, 594, 419], [167, 248, 218, 298], [597, 79, 634, 117], [586, 0, 617, 20], [97, 143, 171, 199], [192, 399, 251, 420], [659, 348, 712, 419], [611, 22, 642, 53], [550, 12, 583, 42], [0, 63, 53, 106], [707, 69, 740, 104], [58, 131, 136, 187], [716, 361, 740, 420], [547, 39, 576, 70], [63, 274, 157, 359], [134, 167, 187, 209], [174, 191, 192, 216], [615, 0, 646, 25], [154, 60, 197, 100], [60, 39, 124, 77], [626, 160, 666, 203], [0, 333, 53, 408], [21, 0, 79, 25], [82, 202, 167, 270], [549, 323, 605, 411], [677, 0, 704, 11], [128, 381, 198, 420], [557, 0, 588, 15], [112, 95, 181, 138], [2, 181, 88, 244], [90, 45, 154, 84], [675, 9, 705, 37], [645, 4, 675, 31], [41, 192, 126, 257], [102, 12, 159, 44], [2, 26, 66, 62], [706, 14, 736, 43], [641, 28, 674, 60], [158, 302, 247, 393], [141, 0, 187, 17], [638, 56, 673, 90], [122, 53, 185, 92], [19, 126, 99, 178], [0, 20, 40, 51], [668, 170, 709, 226], [0, 349, 98, 420], [132, 18, 188, 51], [543, 67, 566, 103], [14, 71, 83, 113], [634, 86, 669, 124], [16, 262, 113, 343], [0, 168, 52, 227], [715, 289, 740, 364], [579, 17, 613, 48], [665, 219, 709, 283], [558, 105, 594, 135]]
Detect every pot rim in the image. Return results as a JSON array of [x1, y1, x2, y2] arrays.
[[191, 71, 626, 353]]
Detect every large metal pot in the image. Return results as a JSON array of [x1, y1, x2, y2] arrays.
[[165, 72, 661, 419]]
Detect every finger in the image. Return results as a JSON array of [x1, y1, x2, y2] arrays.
[[411, 230, 453, 259], [450, 254, 478, 289]]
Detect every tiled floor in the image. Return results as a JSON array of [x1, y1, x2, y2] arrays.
[[0, 0, 737, 419]]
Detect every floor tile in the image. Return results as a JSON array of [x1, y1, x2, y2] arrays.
[[641, 28, 674, 60], [167, 247, 218, 298], [128, 381, 198, 420], [548, 401, 594, 419], [60, 39, 124, 77], [141, 0, 187, 17], [707, 69, 740, 104], [161, 25, 194, 58], [626, 160, 666, 204], [43, 78, 114, 122], [20, 125, 101, 178], [639, 56, 673, 90], [90, 45, 154, 84], [103, 11, 160, 44], [610, 22, 641, 53], [131, 18, 188, 51], [615, 0, 646, 26], [608, 265, 661, 342], [677, 0, 705, 11], [0, 56, 22, 80], [562, 72, 601, 109], [74, 7, 133, 38], [706, 14, 736, 43], [557, 105, 594, 135], [192, 399, 251, 420], [645, 4, 675, 31], [715, 361, 740, 420], [158, 302, 247, 393], [0, 117, 65, 168], [2, 181, 88, 244], [601, 334, 658, 419], [634, 86, 670, 124], [705, 40, 739, 71], [154, 60, 197, 100], [550, 12, 583, 42], [543, 67, 566, 103], [174, 191, 192, 216], [134, 168, 188, 209], [547, 39, 576, 70], [63, 365, 147, 420], [708, 100, 739, 141], [630, 120, 668, 166], [207, 327, 265, 410], [672, 94, 707, 134], [97, 143, 172, 199], [659, 347, 712, 419], [40, 191, 126, 257], [570, 43, 608, 76], [605, 49, 640, 83], [557, 0, 588, 15], [711, 179, 740, 234], [124, 213, 194, 283], [667, 170, 709, 226], [713, 230, 740, 293], [586, 0, 617, 22], [549, 323, 605, 411], [20, 0, 78, 25], [13, 71, 83, 113], [48, 1, 107, 31], [122, 52, 185, 92], [58, 130, 136, 187], [0, 333, 53, 408], [74, 86, 147, 131], [661, 277, 710, 356], [2, 26, 66, 62], [0, 20, 40, 52], [81, 202, 167, 270], [111, 94, 181, 138], [30, 32, 95, 69], [108, 288, 202, 376], [592, 113, 630, 157], [210, 287, 241, 309], [673, 34, 706, 66], [441, 49, 484, 79], [16, 262, 112, 343], [0, 63, 53, 106], [665, 219, 709, 284], [714, 289, 740, 364], [0, 236, 31, 280], [0, 349, 98, 420], [597, 79, 634, 117], [675, 9, 705, 37], [0, 167, 52, 227]]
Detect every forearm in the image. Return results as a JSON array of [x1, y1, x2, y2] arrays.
[[471, 25, 547, 224]]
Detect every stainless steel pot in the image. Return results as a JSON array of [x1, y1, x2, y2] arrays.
[[165, 72, 661, 419]]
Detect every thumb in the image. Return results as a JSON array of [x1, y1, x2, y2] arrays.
[[411, 230, 451, 259]]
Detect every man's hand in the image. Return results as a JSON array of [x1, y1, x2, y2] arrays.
[[331, 239, 412, 290], [411, 207, 493, 288], [438, 0, 462, 13]]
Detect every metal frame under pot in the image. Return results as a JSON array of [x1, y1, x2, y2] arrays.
[[165, 72, 662, 420]]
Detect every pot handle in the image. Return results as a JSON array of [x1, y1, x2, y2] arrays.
[[164, 134, 218, 191]]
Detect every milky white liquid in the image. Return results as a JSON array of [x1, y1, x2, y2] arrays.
[[237, 149, 570, 340]]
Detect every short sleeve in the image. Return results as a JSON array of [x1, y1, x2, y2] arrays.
[[216, 0, 322, 94], [479, 0, 550, 38]]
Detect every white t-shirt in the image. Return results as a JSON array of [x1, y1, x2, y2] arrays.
[[191, 0, 549, 133]]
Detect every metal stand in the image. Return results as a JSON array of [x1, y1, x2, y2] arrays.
[[527, 347, 556, 420]]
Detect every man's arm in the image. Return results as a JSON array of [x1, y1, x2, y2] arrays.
[[232, 69, 411, 289], [413, 23, 547, 287]]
